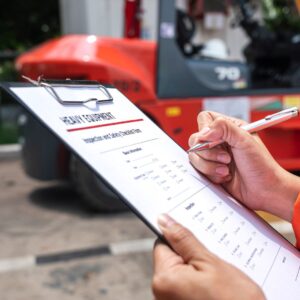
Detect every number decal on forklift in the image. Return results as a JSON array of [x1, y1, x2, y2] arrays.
[[215, 67, 241, 81]]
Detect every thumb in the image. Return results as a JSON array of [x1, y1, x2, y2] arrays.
[[201, 117, 253, 150], [158, 214, 210, 263]]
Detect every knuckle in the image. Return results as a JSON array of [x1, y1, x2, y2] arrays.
[[195, 159, 216, 176], [169, 226, 203, 261], [200, 163, 214, 176], [197, 110, 209, 121], [170, 224, 191, 245], [152, 274, 162, 294], [197, 111, 213, 126], [199, 149, 217, 161], [152, 273, 176, 297], [209, 175, 226, 184], [212, 117, 231, 142], [214, 116, 227, 127]]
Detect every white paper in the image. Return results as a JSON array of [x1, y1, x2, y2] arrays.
[[10, 86, 300, 299]]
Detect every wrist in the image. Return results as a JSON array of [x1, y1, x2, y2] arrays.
[[262, 168, 300, 221]]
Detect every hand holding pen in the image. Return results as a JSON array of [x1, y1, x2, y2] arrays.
[[188, 107, 299, 153], [188, 107, 300, 221]]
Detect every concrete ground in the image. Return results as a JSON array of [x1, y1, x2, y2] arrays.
[[0, 154, 296, 300], [0, 157, 155, 300]]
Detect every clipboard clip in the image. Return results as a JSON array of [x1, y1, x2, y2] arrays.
[[22, 75, 113, 105]]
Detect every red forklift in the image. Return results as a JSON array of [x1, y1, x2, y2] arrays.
[[14, 0, 300, 211]]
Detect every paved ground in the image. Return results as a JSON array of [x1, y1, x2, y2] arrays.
[[0, 157, 296, 300], [0, 158, 155, 300]]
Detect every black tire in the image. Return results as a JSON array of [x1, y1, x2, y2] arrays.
[[70, 155, 127, 212]]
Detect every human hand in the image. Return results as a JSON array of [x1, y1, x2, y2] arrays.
[[188, 111, 300, 221], [152, 214, 265, 300]]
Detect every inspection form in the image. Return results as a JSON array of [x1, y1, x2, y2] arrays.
[[7, 84, 300, 299]]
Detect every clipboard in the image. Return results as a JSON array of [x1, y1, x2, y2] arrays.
[[2, 78, 300, 299], [0, 78, 161, 236], [1, 78, 178, 237]]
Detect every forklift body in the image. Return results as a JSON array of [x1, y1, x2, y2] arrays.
[[14, 0, 300, 210]]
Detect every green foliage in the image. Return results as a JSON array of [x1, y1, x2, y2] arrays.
[[0, 0, 60, 51], [0, 0, 60, 82], [262, 0, 300, 33], [0, 123, 19, 144], [0, 0, 60, 144], [0, 61, 17, 81]]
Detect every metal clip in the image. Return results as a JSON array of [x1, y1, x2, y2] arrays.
[[22, 75, 113, 105]]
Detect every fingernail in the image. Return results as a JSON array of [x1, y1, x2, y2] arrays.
[[199, 127, 210, 135], [217, 153, 231, 164], [215, 166, 229, 176], [158, 214, 176, 230]]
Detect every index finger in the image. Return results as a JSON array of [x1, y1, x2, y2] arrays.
[[197, 111, 216, 131], [197, 111, 247, 131]]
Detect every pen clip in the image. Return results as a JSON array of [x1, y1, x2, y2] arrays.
[[265, 107, 299, 120]]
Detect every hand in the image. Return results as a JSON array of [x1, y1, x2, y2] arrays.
[[152, 214, 265, 300], [188, 111, 300, 221]]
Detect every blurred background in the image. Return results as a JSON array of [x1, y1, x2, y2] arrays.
[[0, 0, 299, 299]]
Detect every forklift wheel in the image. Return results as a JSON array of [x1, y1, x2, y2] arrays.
[[70, 155, 128, 212]]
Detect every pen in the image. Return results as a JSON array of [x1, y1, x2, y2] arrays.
[[187, 107, 299, 153]]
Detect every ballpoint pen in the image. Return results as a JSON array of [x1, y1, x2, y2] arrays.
[[187, 107, 299, 153]]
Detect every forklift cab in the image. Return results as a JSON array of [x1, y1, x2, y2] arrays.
[[157, 0, 250, 98]]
